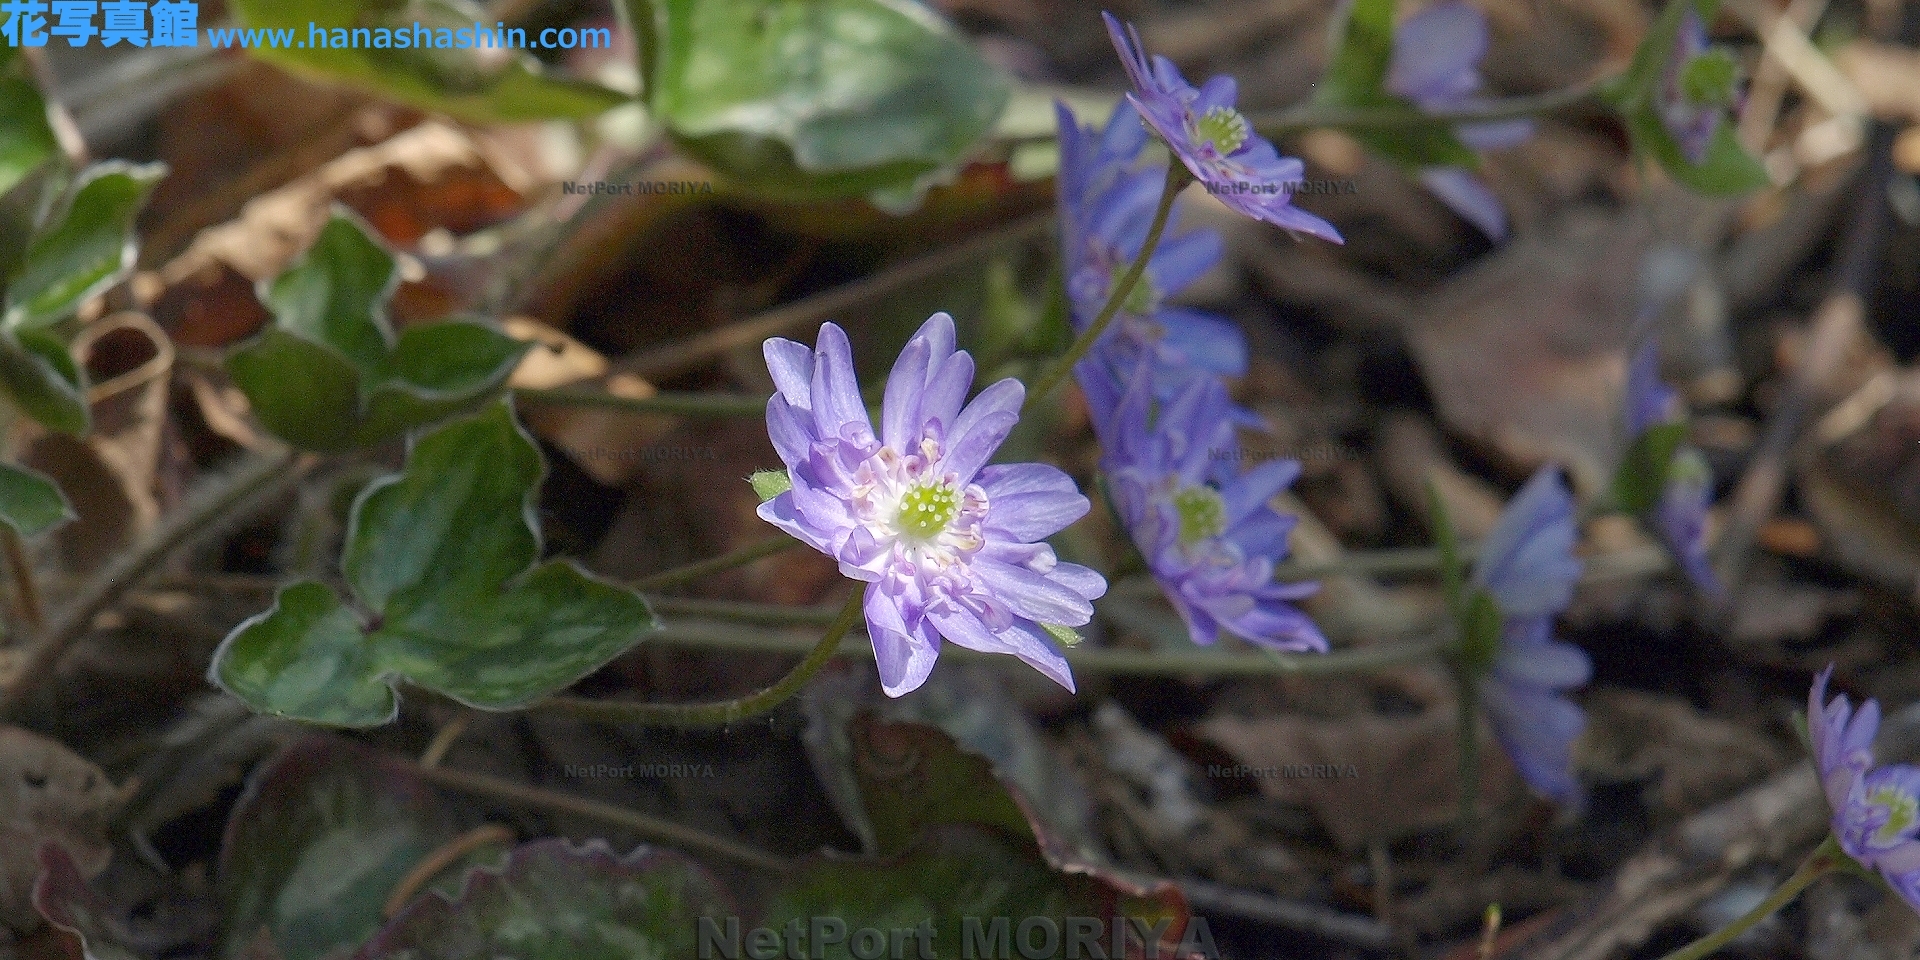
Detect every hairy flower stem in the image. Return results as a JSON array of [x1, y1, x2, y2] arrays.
[[534, 590, 865, 727], [1026, 162, 1192, 411], [1653, 837, 1844, 960], [630, 534, 800, 593]]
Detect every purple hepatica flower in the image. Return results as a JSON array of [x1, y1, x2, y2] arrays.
[[758, 312, 1108, 697], [1102, 12, 1343, 244], [1658, 7, 1734, 164], [1626, 341, 1723, 595], [1809, 666, 1920, 910], [1056, 101, 1255, 428], [1385, 0, 1536, 240], [1471, 467, 1591, 808], [1101, 360, 1327, 651]]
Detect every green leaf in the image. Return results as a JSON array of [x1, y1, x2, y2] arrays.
[[357, 838, 735, 960], [227, 0, 626, 124], [1612, 420, 1687, 513], [648, 0, 1012, 208], [217, 737, 463, 960], [3, 162, 165, 331], [0, 328, 89, 434], [1626, 108, 1771, 195], [1317, 0, 1397, 107], [225, 212, 529, 451], [749, 469, 791, 502], [849, 712, 1040, 856], [0, 461, 72, 536], [209, 401, 659, 726], [0, 75, 57, 200], [354, 321, 531, 446], [1311, 0, 1478, 169], [1427, 477, 1465, 621], [1041, 623, 1082, 648]]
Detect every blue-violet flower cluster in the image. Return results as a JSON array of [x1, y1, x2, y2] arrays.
[[758, 313, 1108, 697], [1471, 467, 1591, 807], [1385, 0, 1536, 239], [1658, 7, 1742, 163], [1625, 341, 1722, 595], [1102, 12, 1344, 244], [1056, 99, 1257, 427], [1810, 666, 1920, 912], [1100, 365, 1327, 651]]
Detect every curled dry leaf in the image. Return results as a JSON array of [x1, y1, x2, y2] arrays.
[[0, 727, 127, 931], [1196, 670, 1519, 850]]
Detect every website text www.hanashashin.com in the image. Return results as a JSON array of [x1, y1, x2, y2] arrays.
[[1, 1, 611, 50]]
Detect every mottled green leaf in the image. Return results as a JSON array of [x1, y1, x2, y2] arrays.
[[225, 212, 529, 451], [1612, 420, 1688, 514], [3, 162, 164, 331], [228, 0, 625, 124], [209, 401, 658, 726], [226, 329, 364, 451], [355, 839, 735, 960], [646, 0, 1011, 208], [0, 461, 72, 536], [0, 328, 88, 434], [0, 75, 57, 200], [217, 737, 460, 960]]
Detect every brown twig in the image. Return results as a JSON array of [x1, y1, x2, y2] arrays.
[[382, 823, 516, 918]]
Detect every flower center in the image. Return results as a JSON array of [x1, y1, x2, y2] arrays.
[[1194, 107, 1250, 155], [1174, 485, 1227, 547], [896, 481, 962, 543], [1870, 784, 1920, 847]]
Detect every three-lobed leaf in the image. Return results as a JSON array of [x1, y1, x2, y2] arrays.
[[642, 0, 1012, 210], [1607, 0, 1769, 194], [209, 400, 659, 727], [224, 211, 530, 451], [3, 162, 165, 332], [226, 0, 626, 124], [217, 737, 468, 960], [355, 839, 735, 960]]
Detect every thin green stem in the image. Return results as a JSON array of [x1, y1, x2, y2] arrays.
[[631, 535, 799, 593], [1024, 163, 1191, 411], [1249, 79, 1609, 137], [1455, 664, 1482, 842], [512, 387, 770, 418], [534, 590, 865, 727], [636, 597, 1449, 675], [1653, 837, 1843, 960]]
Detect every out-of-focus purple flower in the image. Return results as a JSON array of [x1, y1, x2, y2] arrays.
[[1625, 341, 1723, 595], [1658, 7, 1732, 164], [1384, 0, 1535, 239], [1471, 467, 1590, 808], [1100, 360, 1327, 651], [757, 312, 1108, 697], [1809, 666, 1920, 911], [1055, 101, 1257, 429], [1102, 12, 1343, 244]]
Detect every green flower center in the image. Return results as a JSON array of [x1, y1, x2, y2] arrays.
[[1195, 107, 1250, 155], [1870, 785, 1920, 846], [896, 482, 961, 542], [1174, 486, 1227, 547]]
